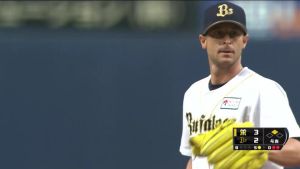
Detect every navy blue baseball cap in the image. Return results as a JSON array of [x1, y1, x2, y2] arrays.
[[202, 1, 247, 35]]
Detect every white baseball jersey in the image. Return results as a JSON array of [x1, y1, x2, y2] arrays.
[[180, 67, 300, 169]]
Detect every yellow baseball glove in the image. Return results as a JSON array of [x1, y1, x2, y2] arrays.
[[189, 119, 268, 169]]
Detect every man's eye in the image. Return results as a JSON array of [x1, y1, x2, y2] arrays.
[[229, 31, 242, 38], [210, 30, 224, 38], [229, 31, 237, 37], [215, 31, 224, 38]]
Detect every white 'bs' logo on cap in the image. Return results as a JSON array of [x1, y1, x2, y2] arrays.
[[217, 4, 233, 17]]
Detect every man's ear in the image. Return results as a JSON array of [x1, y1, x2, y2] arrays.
[[199, 34, 207, 49], [242, 34, 249, 48]]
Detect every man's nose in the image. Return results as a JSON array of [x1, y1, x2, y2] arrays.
[[223, 35, 232, 44]]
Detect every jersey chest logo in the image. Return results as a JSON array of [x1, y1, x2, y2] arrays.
[[220, 97, 241, 110]]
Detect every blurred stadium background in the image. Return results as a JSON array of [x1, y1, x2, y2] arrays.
[[0, 1, 299, 169]]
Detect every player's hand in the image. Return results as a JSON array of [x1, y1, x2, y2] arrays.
[[189, 119, 268, 169], [190, 118, 242, 156]]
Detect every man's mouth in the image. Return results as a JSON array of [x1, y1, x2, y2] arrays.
[[218, 49, 234, 54]]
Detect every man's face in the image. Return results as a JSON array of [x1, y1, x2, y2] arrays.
[[199, 23, 248, 69]]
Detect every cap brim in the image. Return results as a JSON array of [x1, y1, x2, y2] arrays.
[[203, 20, 247, 35]]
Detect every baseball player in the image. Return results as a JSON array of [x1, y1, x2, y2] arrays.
[[179, 2, 300, 169]]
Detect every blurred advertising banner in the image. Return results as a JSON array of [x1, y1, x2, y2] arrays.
[[197, 1, 300, 40], [234, 1, 300, 39], [0, 1, 299, 40], [0, 1, 195, 31]]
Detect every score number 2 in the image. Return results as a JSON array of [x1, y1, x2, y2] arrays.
[[254, 129, 259, 143]]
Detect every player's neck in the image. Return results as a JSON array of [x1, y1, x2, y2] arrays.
[[210, 65, 243, 85]]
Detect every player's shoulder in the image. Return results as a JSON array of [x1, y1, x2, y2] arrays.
[[184, 76, 210, 96], [248, 68, 287, 95]]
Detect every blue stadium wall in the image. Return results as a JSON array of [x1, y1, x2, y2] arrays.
[[0, 29, 299, 169]]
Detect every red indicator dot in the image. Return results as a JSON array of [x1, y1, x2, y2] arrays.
[[272, 146, 276, 150], [276, 146, 280, 150]]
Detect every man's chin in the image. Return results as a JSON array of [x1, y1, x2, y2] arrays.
[[215, 60, 236, 69]]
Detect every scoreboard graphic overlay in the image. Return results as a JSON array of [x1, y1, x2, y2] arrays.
[[233, 128, 289, 150]]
